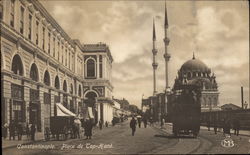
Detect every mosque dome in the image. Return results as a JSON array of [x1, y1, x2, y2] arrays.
[[180, 57, 211, 73]]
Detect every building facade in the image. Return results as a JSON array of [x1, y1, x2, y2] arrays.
[[1, 0, 113, 132]]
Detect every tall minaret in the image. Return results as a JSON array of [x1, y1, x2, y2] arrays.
[[163, 2, 170, 90], [152, 18, 158, 95]]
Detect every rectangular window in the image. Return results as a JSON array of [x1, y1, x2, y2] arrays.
[[10, 0, 15, 27], [35, 20, 39, 45], [57, 42, 60, 61], [61, 45, 64, 64], [42, 27, 45, 50], [28, 14, 32, 40], [99, 55, 103, 78], [48, 32, 51, 54], [69, 51, 71, 69], [20, 7, 24, 34], [65, 49, 67, 66], [53, 37, 55, 57], [0, 3, 3, 20]]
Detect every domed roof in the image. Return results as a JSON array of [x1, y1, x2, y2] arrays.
[[180, 56, 211, 73]]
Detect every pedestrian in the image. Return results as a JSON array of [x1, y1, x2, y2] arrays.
[[213, 119, 218, 134], [143, 117, 147, 128], [160, 118, 165, 129], [99, 120, 103, 130], [17, 122, 23, 140], [223, 119, 231, 136], [207, 119, 211, 131], [105, 121, 108, 127], [233, 119, 240, 136], [130, 117, 137, 136], [137, 118, 141, 128], [9, 120, 16, 140], [112, 118, 115, 126], [30, 123, 36, 141], [26, 123, 30, 140], [2, 123, 8, 139], [84, 118, 93, 139], [149, 117, 153, 126]]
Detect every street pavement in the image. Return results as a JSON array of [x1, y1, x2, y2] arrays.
[[2, 120, 250, 154]]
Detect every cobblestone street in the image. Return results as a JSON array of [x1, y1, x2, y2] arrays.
[[3, 119, 250, 155]]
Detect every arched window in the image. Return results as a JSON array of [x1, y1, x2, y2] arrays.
[[30, 63, 38, 81], [54, 76, 60, 89], [78, 85, 82, 97], [63, 80, 67, 92], [44, 70, 50, 86], [11, 54, 23, 76], [70, 84, 73, 95], [86, 58, 95, 78], [187, 72, 191, 78]]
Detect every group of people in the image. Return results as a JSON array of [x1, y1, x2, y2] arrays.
[[207, 118, 241, 136], [2, 120, 36, 141]]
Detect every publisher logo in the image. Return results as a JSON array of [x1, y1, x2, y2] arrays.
[[221, 135, 234, 148]]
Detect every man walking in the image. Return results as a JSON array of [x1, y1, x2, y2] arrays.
[[143, 117, 147, 128], [130, 117, 137, 136], [99, 120, 103, 130], [233, 119, 240, 136], [9, 120, 15, 140], [84, 118, 93, 139], [30, 123, 36, 141], [213, 118, 218, 134]]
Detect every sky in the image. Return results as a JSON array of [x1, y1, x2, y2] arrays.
[[41, 0, 249, 108]]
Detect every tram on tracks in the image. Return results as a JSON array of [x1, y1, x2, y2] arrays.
[[168, 84, 202, 137]]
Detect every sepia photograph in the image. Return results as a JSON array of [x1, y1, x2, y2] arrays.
[[1, 0, 249, 154]]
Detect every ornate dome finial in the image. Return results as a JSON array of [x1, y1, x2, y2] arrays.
[[193, 52, 195, 59]]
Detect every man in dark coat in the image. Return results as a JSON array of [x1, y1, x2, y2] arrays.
[[233, 119, 240, 136], [30, 123, 36, 141], [9, 120, 16, 140], [26, 123, 30, 140], [213, 119, 218, 134], [84, 119, 93, 139], [137, 118, 141, 128], [130, 117, 137, 136], [143, 117, 147, 128], [99, 120, 103, 130], [223, 119, 231, 136], [17, 123, 23, 140]]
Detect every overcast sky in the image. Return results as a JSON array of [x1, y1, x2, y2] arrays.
[[41, 0, 249, 108]]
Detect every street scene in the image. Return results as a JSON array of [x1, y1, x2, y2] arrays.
[[1, 0, 250, 154], [3, 119, 250, 155]]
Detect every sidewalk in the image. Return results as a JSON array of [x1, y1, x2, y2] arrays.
[[2, 132, 45, 149], [154, 123, 250, 137], [200, 126, 250, 137]]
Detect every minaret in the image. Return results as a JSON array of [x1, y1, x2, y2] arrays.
[[152, 18, 158, 95], [163, 2, 170, 91]]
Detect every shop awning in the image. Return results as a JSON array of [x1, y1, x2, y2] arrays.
[[56, 103, 76, 117], [88, 107, 94, 119]]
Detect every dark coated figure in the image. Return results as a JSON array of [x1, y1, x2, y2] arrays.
[[130, 117, 137, 136]]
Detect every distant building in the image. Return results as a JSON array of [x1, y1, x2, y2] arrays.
[[173, 54, 221, 112], [221, 103, 241, 111]]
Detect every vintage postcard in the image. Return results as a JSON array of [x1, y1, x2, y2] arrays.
[[1, 0, 249, 154]]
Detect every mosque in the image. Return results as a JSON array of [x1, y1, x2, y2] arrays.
[[173, 54, 221, 112]]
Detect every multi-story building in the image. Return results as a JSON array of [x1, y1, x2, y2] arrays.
[[1, 0, 113, 133]]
